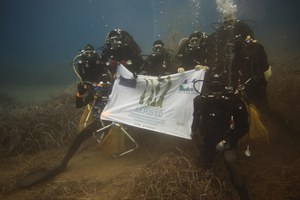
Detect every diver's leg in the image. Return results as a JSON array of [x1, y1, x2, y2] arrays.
[[199, 137, 217, 169], [16, 121, 102, 188], [223, 148, 249, 200], [60, 121, 102, 169]]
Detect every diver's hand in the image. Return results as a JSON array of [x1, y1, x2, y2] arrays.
[[216, 140, 230, 152], [177, 67, 185, 73], [194, 65, 209, 71], [77, 82, 88, 95]]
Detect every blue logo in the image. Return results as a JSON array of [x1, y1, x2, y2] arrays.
[[179, 78, 196, 92], [119, 75, 137, 88]]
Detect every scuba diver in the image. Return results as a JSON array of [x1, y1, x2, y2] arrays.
[[140, 40, 175, 76], [59, 77, 112, 171], [101, 29, 144, 77], [17, 44, 113, 188], [59, 44, 113, 170], [209, 14, 253, 74], [174, 31, 211, 72], [191, 72, 250, 200], [209, 14, 271, 111], [190, 15, 273, 200], [73, 44, 112, 82]]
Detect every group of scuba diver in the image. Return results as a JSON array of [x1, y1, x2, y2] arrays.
[[18, 15, 273, 200]]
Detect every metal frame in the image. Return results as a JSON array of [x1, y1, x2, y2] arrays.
[[94, 122, 138, 157]]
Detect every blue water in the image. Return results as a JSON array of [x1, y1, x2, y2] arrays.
[[0, 0, 299, 102]]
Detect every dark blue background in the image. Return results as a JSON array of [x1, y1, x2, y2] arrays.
[[0, 0, 299, 87]]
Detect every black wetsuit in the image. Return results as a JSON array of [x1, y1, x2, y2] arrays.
[[191, 91, 250, 200]]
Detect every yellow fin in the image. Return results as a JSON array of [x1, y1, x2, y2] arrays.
[[264, 66, 272, 81], [98, 125, 126, 155], [249, 104, 270, 143], [78, 105, 94, 132]]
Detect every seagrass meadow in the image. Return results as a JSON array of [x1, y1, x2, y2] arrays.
[[0, 54, 300, 200]]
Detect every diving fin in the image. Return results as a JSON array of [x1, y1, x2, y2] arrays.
[[16, 165, 64, 188]]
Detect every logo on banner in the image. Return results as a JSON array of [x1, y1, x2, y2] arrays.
[[119, 75, 137, 88], [139, 76, 172, 108], [178, 78, 198, 94]]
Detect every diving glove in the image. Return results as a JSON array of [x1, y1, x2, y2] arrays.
[[77, 82, 88, 95], [177, 67, 185, 73], [216, 140, 230, 152]]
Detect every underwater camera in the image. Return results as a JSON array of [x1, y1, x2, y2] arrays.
[[92, 82, 112, 97]]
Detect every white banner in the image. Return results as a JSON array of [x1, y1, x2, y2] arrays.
[[101, 65, 206, 140]]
